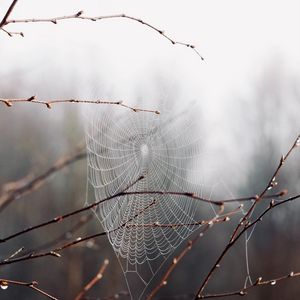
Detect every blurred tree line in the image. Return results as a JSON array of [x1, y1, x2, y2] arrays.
[[0, 60, 300, 299]]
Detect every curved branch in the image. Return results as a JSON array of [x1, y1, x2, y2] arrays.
[[2, 11, 204, 59], [0, 278, 58, 300], [0, 96, 160, 114]]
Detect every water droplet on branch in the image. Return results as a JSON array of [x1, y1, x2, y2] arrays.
[[0, 281, 9, 290]]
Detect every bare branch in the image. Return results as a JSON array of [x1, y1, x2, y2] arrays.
[[0, 181, 287, 244], [199, 271, 300, 298], [146, 205, 229, 300], [0, 278, 58, 300], [0, 148, 86, 212], [0, 96, 160, 114], [0, 0, 19, 28], [23, 213, 93, 255], [0, 199, 156, 265], [75, 259, 109, 300], [0, 27, 23, 37], [194, 134, 300, 298], [1, 11, 204, 59]]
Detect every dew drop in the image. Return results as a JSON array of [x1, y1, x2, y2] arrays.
[[140, 144, 149, 156], [0, 281, 8, 290], [270, 280, 276, 286]]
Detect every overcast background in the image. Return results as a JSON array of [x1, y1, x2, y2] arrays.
[[0, 1, 300, 299]]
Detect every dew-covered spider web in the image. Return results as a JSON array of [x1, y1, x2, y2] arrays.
[[84, 103, 239, 299]]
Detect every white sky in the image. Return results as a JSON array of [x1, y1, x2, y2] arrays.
[[1, 0, 299, 104]]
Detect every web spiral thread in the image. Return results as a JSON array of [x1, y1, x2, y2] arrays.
[[85, 105, 212, 298]]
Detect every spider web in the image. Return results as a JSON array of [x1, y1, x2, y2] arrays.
[[85, 103, 218, 299]]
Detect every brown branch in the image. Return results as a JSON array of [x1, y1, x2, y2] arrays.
[[23, 213, 94, 255], [0, 199, 156, 265], [194, 134, 300, 298], [199, 271, 300, 298], [0, 183, 286, 245], [3, 246, 24, 262], [0, 0, 19, 28], [0, 175, 144, 244], [0, 148, 86, 212], [230, 134, 299, 243], [120, 191, 224, 206], [0, 96, 160, 114], [0, 27, 23, 37], [0, 278, 58, 300], [0, 230, 108, 265], [127, 205, 242, 229], [1, 11, 204, 59], [75, 259, 109, 300], [146, 205, 230, 300]]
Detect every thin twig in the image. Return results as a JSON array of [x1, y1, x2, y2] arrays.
[[0, 96, 160, 114], [23, 213, 94, 255], [0, 0, 19, 28], [194, 134, 300, 298], [0, 175, 144, 243], [0, 184, 286, 244], [3, 247, 24, 262], [0, 26, 23, 37], [0, 148, 86, 212], [146, 206, 230, 300], [0, 199, 156, 265], [199, 270, 300, 298], [2, 11, 204, 59], [231, 134, 300, 242], [127, 205, 241, 229], [0, 278, 58, 300], [75, 259, 109, 300]]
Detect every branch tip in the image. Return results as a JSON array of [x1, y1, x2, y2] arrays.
[[4, 100, 12, 107]]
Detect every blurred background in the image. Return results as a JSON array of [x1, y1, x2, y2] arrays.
[[0, 0, 300, 299]]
